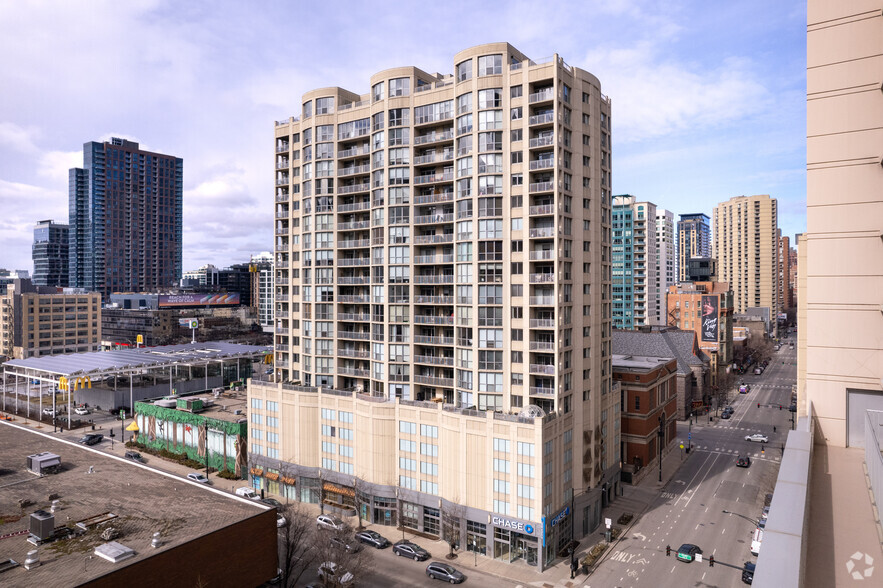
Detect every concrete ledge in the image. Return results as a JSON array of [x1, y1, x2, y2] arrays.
[[753, 412, 814, 588]]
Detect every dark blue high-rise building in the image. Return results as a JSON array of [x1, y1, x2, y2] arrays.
[[69, 138, 182, 296], [677, 213, 711, 282], [32, 219, 69, 287]]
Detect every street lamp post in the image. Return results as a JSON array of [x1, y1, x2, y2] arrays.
[[658, 411, 665, 483], [722, 510, 760, 527]]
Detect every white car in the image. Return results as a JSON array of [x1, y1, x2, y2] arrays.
[[74, 407, 90, 415], [42, 407, 57, 417], [744, 433, 769, 443], [317, 562, 354, 586], [235, 487, 260, 500], [316, 514, 346, 531], [187, 472, 210, 484]]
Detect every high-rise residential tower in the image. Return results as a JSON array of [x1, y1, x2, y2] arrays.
[[677, 213, 710, 282], [654, 208, 676, 325], [712, 195, 779, 321], [69, 137, 183, 296], [803, 1, 883, 447], [778, 232, 792, 311], [32, 219, 69, 287], [253, 43, 617, 570], [612, 196, 657, 328]]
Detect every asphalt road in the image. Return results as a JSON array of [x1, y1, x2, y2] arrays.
[[586, 343, 797, 588]]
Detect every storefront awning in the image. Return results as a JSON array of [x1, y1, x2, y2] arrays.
[[266, 472, 279, 482], [323, 482, 355, 497]]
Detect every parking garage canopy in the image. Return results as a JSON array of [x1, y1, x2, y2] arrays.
[[3, 342, 271, 383]]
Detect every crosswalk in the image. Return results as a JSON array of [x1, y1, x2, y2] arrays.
[[691, 445, 781, 461]]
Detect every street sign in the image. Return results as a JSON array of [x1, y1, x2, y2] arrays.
[[688, 433, 692, 440], [696, 554, 703, 563], [605, 518, 612, 528], [679, 443, 684, 449]]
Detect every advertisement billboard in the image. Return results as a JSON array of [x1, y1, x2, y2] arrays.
[[158, 293, 241, 308], [701, 295, 719, 342]]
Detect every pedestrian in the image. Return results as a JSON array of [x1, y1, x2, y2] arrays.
[[773, 425, 776, 432]]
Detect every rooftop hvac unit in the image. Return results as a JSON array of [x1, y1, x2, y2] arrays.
[[29, 510, 55, 541], [26, 453, 61, 476]]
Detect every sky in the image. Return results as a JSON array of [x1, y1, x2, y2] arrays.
[[0, 0, 807, 274]]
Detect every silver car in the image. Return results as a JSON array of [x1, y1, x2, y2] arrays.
[[744, 433, 769, 443]]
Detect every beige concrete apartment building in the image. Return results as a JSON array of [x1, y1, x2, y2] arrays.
[[777, 232, 792, 311], [0, 279, 101, 359], [804, 1, 883, 447], [654, 208, 676, 325], [712, 195, 779, 326], [253, 42, 617, 570]]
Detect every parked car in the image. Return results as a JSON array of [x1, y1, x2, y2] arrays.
[[74, 406, 90, 415], [426, 561, 466, 583], [393, 539, 431, 561], [277, 514, 286, 528], [355, 529, 390, 549], [316, 514, 347, 532], [317, 562, 354, 587], [753, 367, 763, 375], [187, 472, 210, 484], [742, 561, 756, 584], [750, 528, 764, 555], [79, 433, 103, 446], [260, 498, 283, 508], [744, 433, 769, 443], [760, 506, 770, 520], [736, 456, 751, 468], [43, 407, 57, 417], [330, 535, 363, 553], [124, 451, 145, 463], [676, 543, 703, 563], [235, 487, 260, 500]]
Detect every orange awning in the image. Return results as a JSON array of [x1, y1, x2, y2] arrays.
[[323, 482, 355, 497]]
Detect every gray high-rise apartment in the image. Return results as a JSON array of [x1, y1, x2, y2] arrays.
[[654, 208, 675, 324], [612, 196, 658, 328], [677, 213, 710, 282], [69, 137, 182, 296], [253, 43, 620, 569], [32, 219, 69, 287]]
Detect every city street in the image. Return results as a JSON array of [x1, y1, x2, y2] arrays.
[[586, 341, 796, 588]]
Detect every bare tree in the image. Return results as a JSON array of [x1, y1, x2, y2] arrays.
[[396, 493, 406, 540], [441, 498, 465, 560], [314, 525, 374, 587], [279, 503, 319, 587], [351, 478, 365, 530]]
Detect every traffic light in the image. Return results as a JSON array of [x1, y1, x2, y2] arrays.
[[757, 403, 760, 408], [709, 555, 715, 567], [666, 545, 671, 557], [779, 405, 782, 410]]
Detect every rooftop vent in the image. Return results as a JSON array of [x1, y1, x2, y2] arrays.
[[94, 541, 135, 563]]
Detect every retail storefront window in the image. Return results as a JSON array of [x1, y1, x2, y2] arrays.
[[423, 506, 440, 537], [402, 502, 419, 531], [466, 520, 487, 555]]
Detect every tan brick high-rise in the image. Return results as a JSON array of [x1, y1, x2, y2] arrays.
[[253, 43, 618, 570], [712, 195, 779, 323]]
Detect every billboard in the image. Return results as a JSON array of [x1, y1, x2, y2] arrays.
[[701, 295, 719, 342], [158, 293, 240, 308]]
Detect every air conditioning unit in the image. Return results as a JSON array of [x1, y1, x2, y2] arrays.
[[29, 510, 54, 541]]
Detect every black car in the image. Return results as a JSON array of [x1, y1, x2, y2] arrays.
[[355, 530, 390, 549], [676, 543, 702, 563], [721, 411, 732, 420], [736, 456, 751, 468], [79, 434, 103, 446], [742, 561, 756, 584], [426, 561, 465, 583], [393, 539, 430, 561], [124, 450, 145, 463], [260, 498, 283, 508]]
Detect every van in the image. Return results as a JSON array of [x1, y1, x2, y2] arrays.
[[750, 528, 763, 556], [235, 487, 260, 500]]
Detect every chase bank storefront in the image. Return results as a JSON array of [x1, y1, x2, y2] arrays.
[[490, 515, 540, 567]]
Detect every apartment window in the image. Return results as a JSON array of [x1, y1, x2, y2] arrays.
[[511, 106, 523, 120], [511, 129, 522, 142], [510, 85, 523, 99], [302, 100, 312, 118], [457, 60, 472, 82], [372, 82, 384, 102], [457, 92, 472, 114], [635, 396, 640, 411], [316, 97, 334, 114], [478, 54, 502, 76], [478, 88, 502, 109], [457, 114, 473, 135], [511, 350, 523, 363], [388, 108, 410, 127], [511, 151, 523, 164], [478, 110, 503, 130], [389, 77, 410, 97], [478, 132, 503, 152]]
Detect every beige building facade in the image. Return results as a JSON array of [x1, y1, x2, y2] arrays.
[[258, 42, 618, 570], [0, 279, 101, 359], [712, 195, 779, 325], [804, 1, 883, 447]]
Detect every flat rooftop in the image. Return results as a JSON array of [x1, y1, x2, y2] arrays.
[[0, 421, 266, 587]]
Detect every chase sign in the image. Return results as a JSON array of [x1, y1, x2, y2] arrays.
[[491, 516, 534, 535]]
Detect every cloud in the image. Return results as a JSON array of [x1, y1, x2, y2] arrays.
[[0, 122, 39, 154], [38, 150, 82, 183]]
